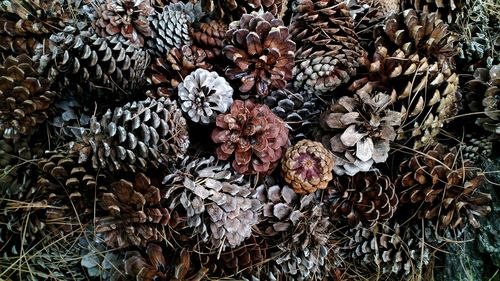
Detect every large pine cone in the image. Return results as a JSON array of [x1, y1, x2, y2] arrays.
[[319, 92, 402, 176], [0, 54, 58, 140], [349, 9, 460, 149], [72, 97, 189, 172], [162, 157, 262, 250], [402, 0, 463, 23], [397, 143, 492, 229], [326, 171, 399, 227], [211, 100, 289, 175], [290, 0, 366, 94], [93, 0, 154, 46], [223, 12, 296, 98], [281, 139, 334, 194]]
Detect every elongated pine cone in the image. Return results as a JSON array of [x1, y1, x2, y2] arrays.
[[191, 20, 227, 57], [0, 54, 58, 140], [290, 0, 366, 94], [72, 97, 189, 172], [96, 173, 170, 247], [211, 100, 289, 175], [319, 92, 402, 176], [94, 0, 154, 46], [326, 171, 399, 226], [281, 140, 334, 194], [178, 68, 233, 124], [223, 12, 296, 97], [397, 143, 492, 229]]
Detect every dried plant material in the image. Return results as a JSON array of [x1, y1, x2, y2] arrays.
[[402, 0, 463, 23], [201, 0, 288, 20]]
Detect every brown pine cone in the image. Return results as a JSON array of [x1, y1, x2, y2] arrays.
[[402, 0, 464, 23], [281, 139, 334, 194], [223, 12, 296, 98], [201, 0, 288, 20], [191, 20, 227, 58]]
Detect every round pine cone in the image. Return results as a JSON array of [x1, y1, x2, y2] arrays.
[[178, 68, 234, 124], [397, 143, 492, 229], [281, 139, 334, 194], [211, 100, 289, 175], [326, 171, 399, 227], [319, 92, 402, 176], [223, 12, 296, 98]]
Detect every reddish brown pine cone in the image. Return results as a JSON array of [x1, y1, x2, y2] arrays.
[[223, 12, 296, 98], [211, 100, 289, 175], [281, 139, 335, 194]]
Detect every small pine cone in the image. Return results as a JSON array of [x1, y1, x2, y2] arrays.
[[319, 92, 402, 176], [326, 171, 399, 227], [191, 20, 227, 57], [96, 173, 170, 248], [264, 88, 323, 142], [338, 221, 435, 276], [223, 12, 296, 98], [290, 0, 366, 94], [147, 3, 193, 57], [349, 9, 460, 149], [397, 143, 492, 229], [211, 100, 289, 175], [148, 45, 215, 98], [93, 0, 154, 47], [72, 97, 189, 172], [460, 134, 494, 162], [402, 0, 463, 23], [49, 92, 92, 141], [178, 68, 234, 124], [281, 140, 334, 194], [215, 236, 268, 276], [0, 54, 58, 140], [163, 157, 262, 249]]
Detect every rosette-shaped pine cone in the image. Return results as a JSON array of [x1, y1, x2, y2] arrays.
[[349, 9, 460, 149], [338, 221, 435, 276], [178, 68, 234, 124], [201, 0, 288, 20], [94, 0, 154, 46], [148, 45, 215, 97], [71, 97, 189, 172], [223, 12, 296, 98], [264, 88, 322, 142], [275, 195, 331, 281], [290, 0, 366, 94], [211, 100, 289, 175], [397, 143, 492, 229], [191, 20, 227, 58], [162, 157, 262, 249], [281, 140, 335, 194], [95, 173, 171, 248], [146, 2, 193, 57], [319, 92, 402, 176], [402, 0, 463, 23], [326, 171, 399, 227], [0, 54, 58, 141]]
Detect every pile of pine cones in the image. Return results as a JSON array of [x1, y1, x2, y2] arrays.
[[0, 0, 498, 280]]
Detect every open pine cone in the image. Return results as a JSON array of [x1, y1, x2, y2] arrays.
[[319, 92, 402, 176], [397, 143, 492, 229], [201, 0, 288, 21], [281, 139, 334, 194], [211, 100, 289, 175], [223, 12, 296, 98], [402, 0, 463, 23]]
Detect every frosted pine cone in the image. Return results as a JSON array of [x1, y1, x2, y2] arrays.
[[211, 100, 289, 175], [281, 140, 334, 194], [178, 68, 233, 124], [223, 12, 296, 97], [319, 92, 402, 176]]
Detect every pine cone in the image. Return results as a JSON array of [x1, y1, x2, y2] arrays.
[[191, 20, 227, 58], [0, 54, 58, 140], [72, 97, 189, 172], [281, 140, 334, 194], [346, 0, 389, 49], [319, 92, 402, 176], [397, 143, 492, 229], [178, 68, 234, 124], [223, 12, 296, 98], [290, 0, 366, 94], [326, 171, 399, 227], [201, 0, 288, 20], [402, 0, 463, 23], [211, 100, 289, 175], [349, 9, 460, 149], [96, 173, 170, 248], [94, 0, 154, 47], [263, 88, 322, 142], [148, 45, 215, 98], [460, 134, 494, 162], [162, 156, 262, 249]]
